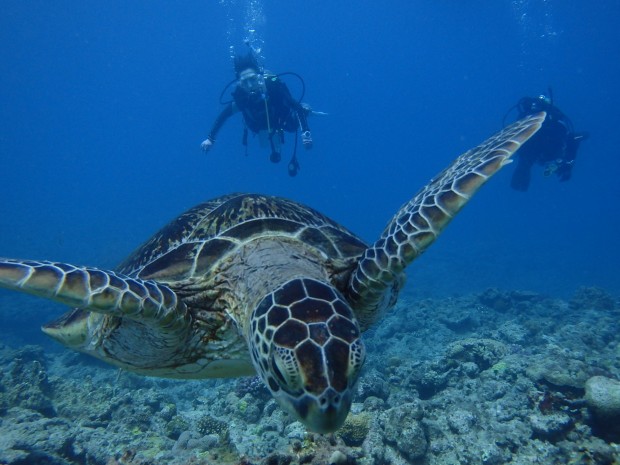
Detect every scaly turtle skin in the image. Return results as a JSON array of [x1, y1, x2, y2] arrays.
[[0, 113, 544, 433]]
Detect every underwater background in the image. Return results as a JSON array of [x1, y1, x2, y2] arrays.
[[1, 1, 620, 464]]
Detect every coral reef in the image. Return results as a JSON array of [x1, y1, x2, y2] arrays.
[[1, 286, 620, 464], [337, 411, 371, 447]]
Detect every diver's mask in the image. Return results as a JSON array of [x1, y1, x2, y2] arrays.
[[538, 94, 551, 105], [531, 94, 551, 112], [239, 69, 265, 94]]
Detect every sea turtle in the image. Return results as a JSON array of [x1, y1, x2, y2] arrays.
[[0, 113, 544, 433]]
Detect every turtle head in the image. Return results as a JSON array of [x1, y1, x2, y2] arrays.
[[248, 277, 365, 433]]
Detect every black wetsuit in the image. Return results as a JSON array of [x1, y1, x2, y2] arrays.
[[510, 97, 587, 191], [207, 74, 310, 149]]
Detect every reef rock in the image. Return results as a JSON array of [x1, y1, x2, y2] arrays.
[[585, 376, 620, 419]]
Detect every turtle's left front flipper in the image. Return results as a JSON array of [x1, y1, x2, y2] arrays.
[[0, 259, 189, 328], [347, 112, 546, 328]]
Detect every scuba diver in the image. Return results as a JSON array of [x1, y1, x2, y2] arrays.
[[504, 91, 589, 191], [201, 50, 323, 177]]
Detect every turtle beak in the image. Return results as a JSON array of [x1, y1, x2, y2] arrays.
[[297, 388, 353, 433]]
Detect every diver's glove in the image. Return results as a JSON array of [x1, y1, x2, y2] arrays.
[[201, 138, 214, 153], [301, 103, 328, 117], [301, 131, 313, 150]]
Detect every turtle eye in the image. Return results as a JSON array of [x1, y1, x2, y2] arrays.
[[270, 347, 303, 394]]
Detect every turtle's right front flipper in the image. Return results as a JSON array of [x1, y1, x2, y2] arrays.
[[0, 259, 188, 328], [347, 113, 546, 328]]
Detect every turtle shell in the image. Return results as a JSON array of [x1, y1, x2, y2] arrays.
[[117, 193, 368, 285]]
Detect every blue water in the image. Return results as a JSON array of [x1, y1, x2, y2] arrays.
[[1, 1, 619, 345]]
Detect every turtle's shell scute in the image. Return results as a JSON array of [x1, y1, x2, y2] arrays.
[[117, 193, 368, 282]]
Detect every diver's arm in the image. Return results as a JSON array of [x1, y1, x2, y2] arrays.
[[262, 78, 312, 150], [271, 80, 309, 132], [296, 104, 312, 149], [208, 103, 236, 141], [272, 78, 313, 149], [556, 131, 581, 181], [294, 101, 311, 133], [201, 103, 237, 152], [283, 87, 312, 148]]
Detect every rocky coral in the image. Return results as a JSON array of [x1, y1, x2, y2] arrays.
[[2, 345, 54, 416], [195, 414, 229, 438], [337, 411, 371, 447], [377, 402, 427, 462], [584, 375, 620, 441], [585, 376, 620, 418], [445, 337, 508, 370], [570, 287, 617, 312], [1, 287, 620, 464], [526, 352, 594, 390]]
